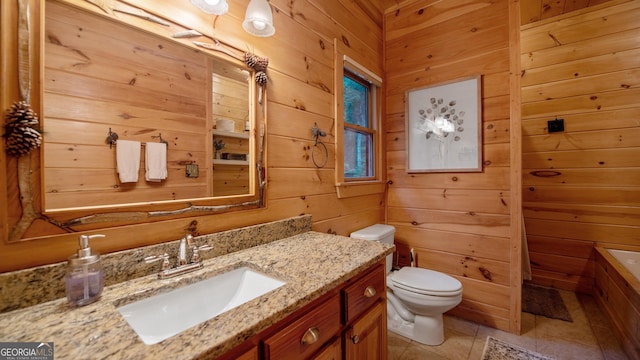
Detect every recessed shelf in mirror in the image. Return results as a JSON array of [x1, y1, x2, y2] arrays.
[[213, 159, 250, 166], [213, 130, 250, 139]]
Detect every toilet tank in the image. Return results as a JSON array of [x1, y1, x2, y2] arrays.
[[350, 224, 395, 273]]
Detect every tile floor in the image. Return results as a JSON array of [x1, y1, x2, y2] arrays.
[[388, 289, 630, 360]]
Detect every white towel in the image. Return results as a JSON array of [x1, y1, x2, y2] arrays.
[[145, 142, 167, 182], [116, 140, 141, 183]]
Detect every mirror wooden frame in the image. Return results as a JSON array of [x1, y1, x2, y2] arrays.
[[2, 0, 267, 244]]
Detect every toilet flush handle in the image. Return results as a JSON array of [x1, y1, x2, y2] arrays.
[[410, 248, 415, 267]]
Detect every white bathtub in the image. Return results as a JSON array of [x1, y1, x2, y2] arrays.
[[607, 249, 640, 282]]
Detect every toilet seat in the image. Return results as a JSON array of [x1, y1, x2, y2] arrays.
[[389, 267, 462, 297]]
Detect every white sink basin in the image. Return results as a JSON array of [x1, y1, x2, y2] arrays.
[[117, 266, 286, 345]]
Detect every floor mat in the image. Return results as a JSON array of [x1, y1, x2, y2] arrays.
[[522, 283, 573, 322], [481, 336, 556, 360]]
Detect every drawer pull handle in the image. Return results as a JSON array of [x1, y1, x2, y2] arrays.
[[364, 286, 376, 298], [351, 335, 360, 344], [301, 327, 320, 345]]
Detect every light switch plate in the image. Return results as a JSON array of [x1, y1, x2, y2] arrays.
[[548, 118, 564, 133], [185, 164, 199, 178]]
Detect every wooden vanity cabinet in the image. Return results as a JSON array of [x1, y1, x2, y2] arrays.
[[236, 346, 259, 360], [341, 263, 387, 360], [344, 300, 386, 360], [312, 337, 342, 360], [218, 261, 387, 360], [263, 293, 341, 359], [343, 263, 386, 323]]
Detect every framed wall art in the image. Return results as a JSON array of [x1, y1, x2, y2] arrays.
[[405, 76, 482, 173]]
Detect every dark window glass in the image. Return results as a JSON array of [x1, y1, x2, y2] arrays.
[[344, 128, 373, 178], [343, 71, 374, 179]]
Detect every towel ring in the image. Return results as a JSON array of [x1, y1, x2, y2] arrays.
[[311, 123, 327, 168], [312, 141, 328, 168]]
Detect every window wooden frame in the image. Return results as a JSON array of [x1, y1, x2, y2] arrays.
[[334, 53, 385, 198]]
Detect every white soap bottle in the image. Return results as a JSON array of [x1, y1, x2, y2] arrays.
[[65, 234, 105, 306]]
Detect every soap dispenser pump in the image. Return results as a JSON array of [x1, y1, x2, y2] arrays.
[[65, 234, 105, 306]]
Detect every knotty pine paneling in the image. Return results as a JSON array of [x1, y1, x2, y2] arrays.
[[524, 186, 640, 205], [521, 1, 637, 50], [522, 108, 640, 135], [594, 252, 640, 359], [0, 0, 385, 271], [414, 248, 511, 286], [43, 2, 212, 210], [268, 135, 336, 170], [394, 226, 511, 263], [388, 188, 510, 215], [524, 203, 640, 226], [384, 0, 520, 333], [388, 207, 511, 238], [212, 164, 251, 197], [521, 0, 640, 293], [521, 48, 640, 88], [525, 234, 595, 258], [267, 193, 383, 224], [520, 0, 625, 26], [387, 167, 512, 189]]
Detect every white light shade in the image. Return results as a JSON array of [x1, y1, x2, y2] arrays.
[[191, 0, 229, 15], [242, 0, 275, 37]]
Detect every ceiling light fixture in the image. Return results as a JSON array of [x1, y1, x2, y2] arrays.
[[191, 0, 229, 15], [242, 0, 275, 37]]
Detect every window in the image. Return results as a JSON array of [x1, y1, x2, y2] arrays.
[[334, 55, 384, 198], [343, 70, 374, 179]]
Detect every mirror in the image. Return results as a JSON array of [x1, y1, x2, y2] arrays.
[[44, 1, 256, 211], [4, 0, 265, 242]]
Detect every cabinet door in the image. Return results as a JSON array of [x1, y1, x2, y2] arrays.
[[344, 300, 387, 360], [312, 337, 342, 360]]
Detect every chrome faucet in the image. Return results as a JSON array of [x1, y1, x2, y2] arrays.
[[177, 234, 190, 266], [145, 234, 212, 279]]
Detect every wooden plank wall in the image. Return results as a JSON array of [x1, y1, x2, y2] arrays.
[[384, 0, 521, 333], [594, 249, 640, 359], [521, 0, 640, 293], [0, 0, 385, 271], [520, 0, 617, 25], [44, 2, 211, 209]]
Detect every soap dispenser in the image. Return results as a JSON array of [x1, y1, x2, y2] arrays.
[[65, 234, 105, 306]]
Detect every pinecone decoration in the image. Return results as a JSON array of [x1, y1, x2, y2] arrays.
[[244, 52, 257, 68], [253, 56, 268, 72], [256, 71, 268, 86], [4, 101, 42, 157], [244, 52, 269, 72]]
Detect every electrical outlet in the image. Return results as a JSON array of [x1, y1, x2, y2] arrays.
[[185, 164, 199, 178], [548, 118, 564, 133]]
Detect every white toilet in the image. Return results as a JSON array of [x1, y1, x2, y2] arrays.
[[350, 224, 462, 346]]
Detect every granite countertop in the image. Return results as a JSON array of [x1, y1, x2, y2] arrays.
[[0, 231, 393, 359]]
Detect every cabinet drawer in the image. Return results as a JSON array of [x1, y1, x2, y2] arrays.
[[343, 264, 385, 323], [263, 293, 341, 359]]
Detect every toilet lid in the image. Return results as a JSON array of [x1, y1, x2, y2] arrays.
[[390, 267, 462, 296]]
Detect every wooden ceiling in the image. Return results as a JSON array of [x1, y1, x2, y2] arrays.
[[363, 0, 619, 26]]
